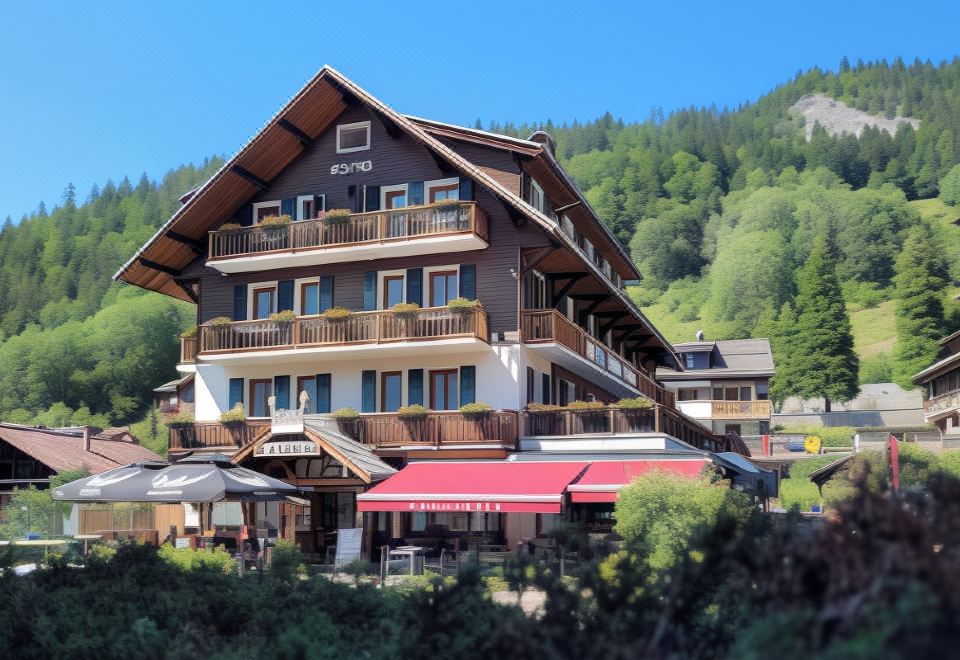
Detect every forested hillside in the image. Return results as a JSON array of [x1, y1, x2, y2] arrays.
[[488, 57, 960, 395], [0, 159, 223, 429]]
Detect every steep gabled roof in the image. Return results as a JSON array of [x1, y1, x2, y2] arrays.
[[657, 338, 775, 380]]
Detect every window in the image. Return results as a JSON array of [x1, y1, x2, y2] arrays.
[[526, 367, 535, 404], [297, 376, 317, 414], [524, 271, 547, 309], [252, 287, 275, 320], [724, 387, 739, 401], [740, 386, 752, 401], [382, 274, 405, 309], [336, 121, 371, 154], [426, 178, 459, 203], [713, 387, 724, 400], [385, 189, 406, 209], [529, 179, 544, 212], [558, 378, 575, 406], [300, 282, 319, 316], [381, 372, 402, 412], [430, 369, 458, 410], [429, 270, 458, 307], [684, 351, 710, 369], [296, 194, 324, 221], [253, 201, 281, 222], [757, 382, 769, 401], [249, 379, 272, 418]]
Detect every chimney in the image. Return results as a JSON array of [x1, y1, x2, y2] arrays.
[[83, 426, 92, 452], [695, 329, 705, 341]]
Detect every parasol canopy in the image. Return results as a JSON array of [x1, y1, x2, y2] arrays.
[[52, 454, 299, 503]]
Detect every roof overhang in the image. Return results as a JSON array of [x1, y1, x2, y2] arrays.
[[912, 351, 960, 384]]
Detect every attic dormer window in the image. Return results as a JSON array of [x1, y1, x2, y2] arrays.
[[684, 351, 711, 370], [336, 121, 371, 154]]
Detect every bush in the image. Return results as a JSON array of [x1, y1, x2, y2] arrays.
[[259, 214, 292, 227], [218, 222, 243, 231], [391, 302, 421, 316], [219, 404, 247, 424], [179, 325, 198, 339], [459, 402, 492, 419], [319, 306, 352, 321], [445, 297, 477, 313], [526, 403, 562, 413], [166, 412, 194, 428], [397, 404, 429, 420], [859, 352, 893, 384], [433, 198, 461, 210], [332, 407, 359, 420], [158, 544, 236, 575], [269, 310, 296, 324], [269, 538, 304, 582], [208, 316, 233, 326], [323, 208, 352, 225], [568, 400, 606, 412], [614, 397, 654, 410], [778, 425, 856, 448]]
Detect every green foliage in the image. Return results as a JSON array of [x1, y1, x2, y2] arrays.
[[525, 402, 562, 412], [322, 208, 352, 224], [778, 455, 837, 510], [458, 402, 491, 419], [269, 538, 305, 582], [268, 309, 296, 324], [939, 163, 960, 206], [566, 400, 605, 411], [779, 425, 856, 447], [128, 408, 168, 458], [258, 214, 292, 227], [207, 316, 233, 326], [614, 470, 752, 570], [164, 412, 193, 427], [893, 222, 949, 387], [397, 404, 429, 420], [332, 406, 359, 420], [859, 352, 893, 384], [319, 306, 351, 320], [614, 396, 654, 410], [157, 544, 236, 575], [218, 222, 242, 231], [391, 302, 420, 315], [445, 297, 478, 312], [218, 404, 246, 424]]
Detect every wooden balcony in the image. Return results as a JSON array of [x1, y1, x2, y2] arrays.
[[710, 400, 772, 419], [924, 389, 960, 418], [180, 336, 198, 363], [520, 309, 675, 407], [206, 201, 489, 269], [521, 406, 748, 454], [198, 306, 489, 355], [337, 410, 518, 449], [168, 420, 270, 451]]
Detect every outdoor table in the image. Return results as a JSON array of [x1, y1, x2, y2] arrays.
[[389, 546, 425, 575], [74, 534, 102, 555]]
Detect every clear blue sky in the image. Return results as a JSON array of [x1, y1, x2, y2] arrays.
[[1, 0, 958, 221]]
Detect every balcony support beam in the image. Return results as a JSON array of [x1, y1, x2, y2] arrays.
[[278, 118, 314, 146], [230, 165, 269, 191], [165, 230, 206, 254], [138, 257, 181, 277], [598, 313, 630, 336], [551, 273, 587, 306]]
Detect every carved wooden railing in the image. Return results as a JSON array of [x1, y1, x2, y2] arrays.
[[520, 309, 675, 407], [924, 389, 960, 416], [521, 406, 748, 455], [168, 420, 270, 451], [180, 336, 198, 363], [709, 400, 773, 419], [208, 201, 489, 259], [198, 306, 488, 354], [336, 410, 518, 449]]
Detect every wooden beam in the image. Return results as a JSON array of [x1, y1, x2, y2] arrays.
[[613, 323, 645, 334], [599, 313, 630, 336], [569, 293, 609, 302], [552, 274, 586, 306], [230, 165, 269, 191], [372, 108, 403, 139], [580, 297, 608, 321], [165, 230, 206, 254], [497, 196, 526, 226], [138, 257, 181, 277], [278, 117, 314, 146], [593, 311, 628, 318], [521, 246, 554, 274], [175, 279, 199, 304], [426, 146, 455, 174], [547, 272, 589, 281]]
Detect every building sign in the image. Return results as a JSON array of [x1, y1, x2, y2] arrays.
[[271, 408, 304, 434], [255, 439, 319, 457], [330, 160, 373, 175], [408, 501, 503, 512]]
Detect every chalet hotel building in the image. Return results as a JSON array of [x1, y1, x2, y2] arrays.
[[118, 67, 762, 556]]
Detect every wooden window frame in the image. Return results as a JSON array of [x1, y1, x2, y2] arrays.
[[300, 281, 320, 316], [427, 180, 459, 203], [336, 121, 371, 154], [429, 270, 458, 308], [381, 274, 405, 309], [248, 379, 272, 418], [385, 190, 407, 210], [296, 194, 324, 221], [252, 287, 275, 320], [429, 369, 459, 410], [253, 200, 282, 223], [297, 376, 317, 413], [380, 371, 402, 412]]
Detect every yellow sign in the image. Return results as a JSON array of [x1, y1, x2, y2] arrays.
[[804, 435, 822, 454]]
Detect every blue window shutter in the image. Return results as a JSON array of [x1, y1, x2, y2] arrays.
[[458, 177, 474, 201], [363, 271, 377, 311], [459, 264, 476, 300], [232, 284, 247, 321], [361, 370, 376, 413], [314, 194, 325, 215], [274, 375, 290, 411], [319, 276, 334, 312], [238, 204, 253, 227], [316, 374, 331, 414], [408, 181, 424, 206], [408, 369, 423, 406], [228, 378, 244, 410], [280, 198, 295, 217], [541, 373, 551, 405], [277, 280, 294, 312], [459, 366, 476, 405], [406, 268, 422, 307], [365, 185, 380, 212]]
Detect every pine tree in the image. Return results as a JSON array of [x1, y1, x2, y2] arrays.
[[781, 235, 859, 410], [767, 302, 799, 405], [892, 223, 948, 387]]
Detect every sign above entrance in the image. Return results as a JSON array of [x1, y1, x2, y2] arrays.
[[330, 160, 373, 175], [255, 439, 319, 457]]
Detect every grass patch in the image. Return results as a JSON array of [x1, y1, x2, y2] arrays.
[[778, 455, 841, 511], [849, 299, 896, 359]]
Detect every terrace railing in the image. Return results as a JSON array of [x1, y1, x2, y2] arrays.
[[208, 201, 489, 259], [168, 420, 270, 451], [924, 389, 960, 417], [336, 410, 518, 449], [180, 336, 198, 363], [709, 400, 773, 419]]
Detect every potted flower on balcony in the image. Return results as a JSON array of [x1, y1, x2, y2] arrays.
[[332, 407, 361, 439], [397, 404, 429, 421], [459, 402, 492, 420], [322, 208, 352, 225], [392, 302, 420, 338], [218, 222, 243, 232], [613, 396, 655, 432], [269, 310, 296, 343], [525, 402, 564, 435], [208, 316, 233, 326], [320, 307, 352, 322], [179, 326, 198, 339], [568, 400, 608, 433], [219, 404, 247, 426], [166, 412, 194, 428], [445, 297, 478, 314]]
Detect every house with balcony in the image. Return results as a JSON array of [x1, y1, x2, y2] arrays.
[[116, 66, 759, 555], [913, 328, 960, 444], [656, 335, 774, 438]]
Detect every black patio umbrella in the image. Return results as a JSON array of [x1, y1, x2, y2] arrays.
[[52, 454, 299, 504]]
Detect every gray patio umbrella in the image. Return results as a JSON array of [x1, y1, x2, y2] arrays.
[[52, 454, 299, 504]]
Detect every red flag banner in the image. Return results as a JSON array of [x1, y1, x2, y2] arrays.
[[887, 434, 900, 492]]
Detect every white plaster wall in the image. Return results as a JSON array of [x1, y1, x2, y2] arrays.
[[677, 401, 712, 419], [192, 344, 526, 421]]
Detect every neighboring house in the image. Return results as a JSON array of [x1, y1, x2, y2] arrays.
[[913, 328, 960, 441], [0, 424, 163, 520], [152, 374, 195, 417], [115, 66, 762, 555], [657, 335, 774, 437]]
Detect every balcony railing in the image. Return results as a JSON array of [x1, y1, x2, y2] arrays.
[[198, 306, 489, 355], [180, 336, 198, 363], [710, 400, 772, 419], [520, 309, 675, 407], [337, 410, 518, 449], [521, 406, 748, 454], [168, 420, 270, 451], [924, 389, 960, 417], [208, 201, 489, 260]]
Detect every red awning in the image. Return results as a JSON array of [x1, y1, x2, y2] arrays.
[[357, 461, 589, 514], [568, 459, 708, 503]]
